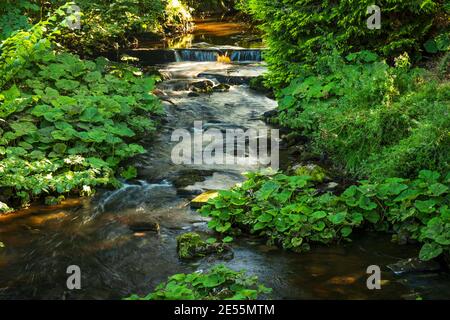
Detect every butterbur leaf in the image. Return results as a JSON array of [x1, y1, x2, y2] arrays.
[[424, 39, 438, 53], [415, 199, 438, 213], [10, 121, 37, 136], [419, 243, 443, 261], [418, 170, 440, 183], [428, 183, 448, 197], [53, 143, 67, 154], [364, 211, 380, 224], [257, 213, 273, 223], [358, 196, 377, 210], [340, 226, 352, 237], [328, 211, 347, 225], [222, 236, 233, 243], [256, 181, 279, 200]]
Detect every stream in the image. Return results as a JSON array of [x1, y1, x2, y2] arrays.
[[1, 19, 450, 300]]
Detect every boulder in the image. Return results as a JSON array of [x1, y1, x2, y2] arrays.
[[387, 257, 442, 275], [176, 232, 233, 260], [212, 83, 231, 92]]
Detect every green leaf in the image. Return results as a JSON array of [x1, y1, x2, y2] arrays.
[[340, 226, 353, 237], [55, 79, 80, 91], [428, 183, 448, 197], [328, 211, 347, 225], [424, 39, 438, 53], [222, 236, 233, 243], [415, 199, 438, 213], [121, 166, 138, 180], [419, 243, 443, 261], [257, 213, 273, 223], [364, 211, 380, 224], [358, 196, 377, 210], [256, 181, 279, 200], [53, 143, 67, 154]]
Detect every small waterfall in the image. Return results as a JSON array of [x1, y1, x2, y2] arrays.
[[94, 180, 173, 215], [229, 50, 262, 62], [176, 49, 219, 61]]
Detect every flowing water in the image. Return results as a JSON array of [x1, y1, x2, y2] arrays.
[[1, 20, 450, 300]]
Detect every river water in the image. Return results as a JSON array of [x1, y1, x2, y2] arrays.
[[1, 20, 450, 300]]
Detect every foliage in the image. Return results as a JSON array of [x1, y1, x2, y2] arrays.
[[0, 0, 39, 40], [200, 172, 365, 252], [199, 170, 450, 260], [239, 0, 448, 89], [0, 24, 162, 209], [277, 51, 450, 179], [176, 232, 232, 259], [0, 1, 193, 54], [126, 265, 272, 300]]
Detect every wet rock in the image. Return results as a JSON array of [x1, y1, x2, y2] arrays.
[[171, 169, 213, 189], [387, 257, 442, 275], [188, 92, 200, 97], [198, 73, 253, 85], [212, 83, 231, 92], [128, 221, 160, 233], [263, 109, 278, 120], [176, 232, 233, 260], [190, 79, 215, 91], [190, 191, 219, 209]]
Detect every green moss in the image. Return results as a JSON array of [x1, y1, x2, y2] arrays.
[[176, 232, 206, 259], [176, 232, 232, 260]]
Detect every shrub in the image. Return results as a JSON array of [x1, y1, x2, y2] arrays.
[[240, 0, 448, 89], [0, 23, 162, 209], [199, 170, 450, 261], [125, 265, 272, 300], [277, 51, 450, 179]]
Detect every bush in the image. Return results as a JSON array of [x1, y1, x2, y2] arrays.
[[0, 23, 162, 209], [277, 51, 450, 179], [125, 265, 272, 300], [0, 1, 193, 53], [240, 0, 448, 89], [199, 170, 450, 261]]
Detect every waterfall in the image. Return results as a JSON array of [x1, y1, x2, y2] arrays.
[[229, 50, 262, 62], [176, 49, 219, 61], [173, 49, 263, 62]]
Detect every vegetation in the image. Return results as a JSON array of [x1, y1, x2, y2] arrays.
[[200, 170, 450, 261], [0, 6, 162, 210], [238, 0, 448, 89], [126, 265, 271, 300], [277, 50, 449, 179], [0, 1, 193, 54], [176, 232, 232, 259], [237, 0, 449, 180]]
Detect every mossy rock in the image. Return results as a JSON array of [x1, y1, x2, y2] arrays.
[[176, 232, 232, 260], [293, 164, 328, 183]]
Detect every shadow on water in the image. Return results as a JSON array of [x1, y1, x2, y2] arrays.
[[1, 19, 450, 300]]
